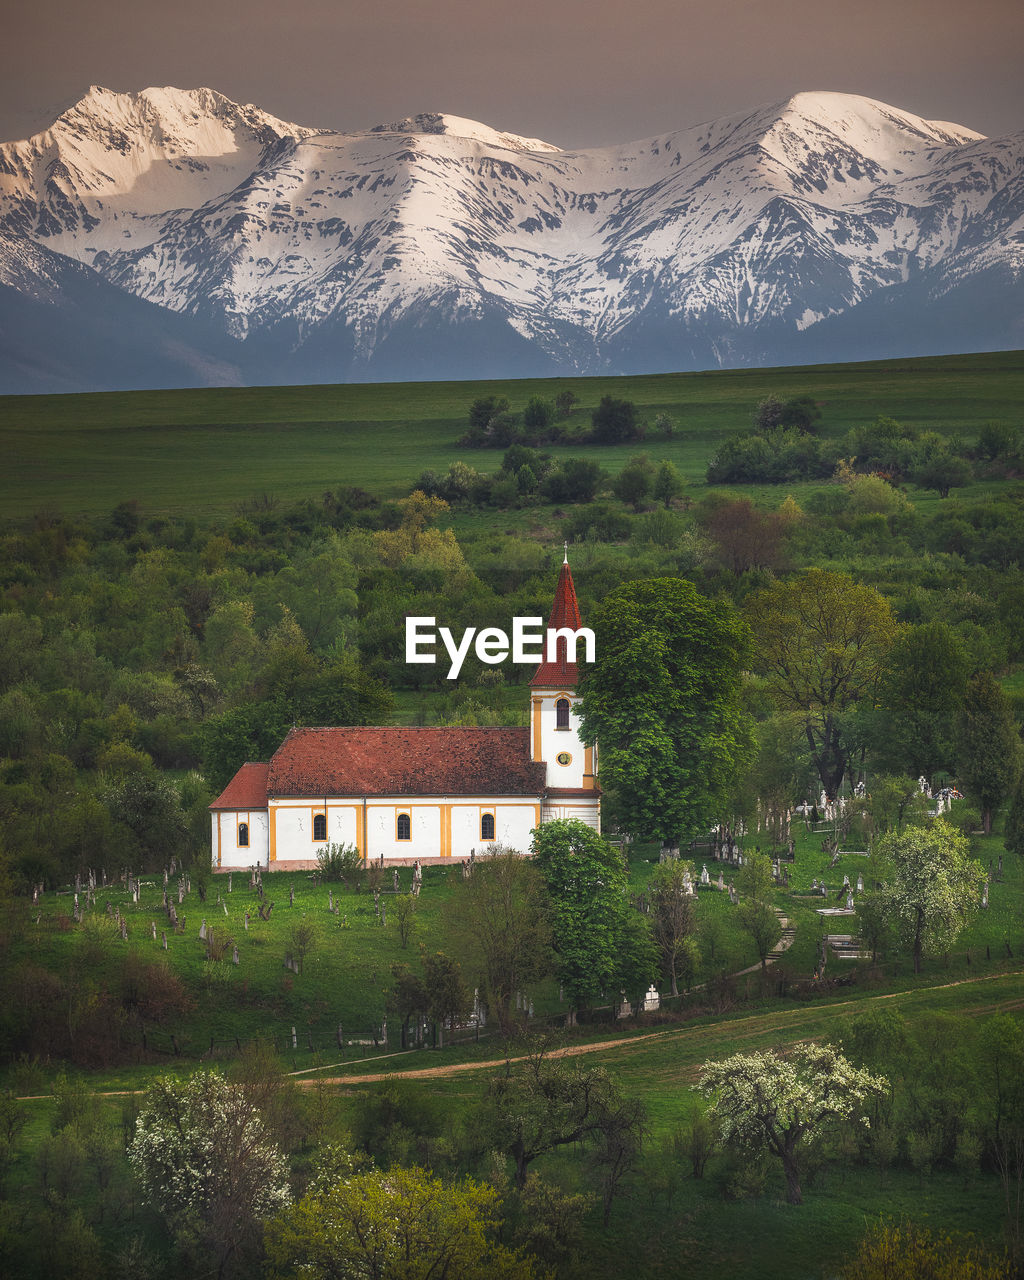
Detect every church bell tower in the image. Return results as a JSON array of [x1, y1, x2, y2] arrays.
[[530, 552, 598, 820]]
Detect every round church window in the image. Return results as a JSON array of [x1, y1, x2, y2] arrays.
[[556, 751, 572, 766]]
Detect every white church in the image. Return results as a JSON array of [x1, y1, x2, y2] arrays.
[[210, 559, 599, 869]]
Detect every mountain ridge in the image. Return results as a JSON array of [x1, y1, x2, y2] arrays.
[[0, 86, 1020, 392]]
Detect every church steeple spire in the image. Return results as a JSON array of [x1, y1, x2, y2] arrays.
[[530, 554, 583, 688]]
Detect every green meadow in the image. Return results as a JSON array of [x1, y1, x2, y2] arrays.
[[1, 349, 1022, 517]]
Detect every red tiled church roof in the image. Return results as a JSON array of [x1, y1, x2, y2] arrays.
[[210, 762, 269, 810], [530, 557, 584, 688], [266, 726, 547, 797]]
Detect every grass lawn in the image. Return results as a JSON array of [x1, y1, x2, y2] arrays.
[[1, 349, 1021, 518]]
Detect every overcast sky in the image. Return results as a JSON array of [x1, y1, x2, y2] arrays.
[[4, 0, 1022, 146]]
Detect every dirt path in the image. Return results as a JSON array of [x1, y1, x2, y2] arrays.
[[296, 965, 1024, 1088]]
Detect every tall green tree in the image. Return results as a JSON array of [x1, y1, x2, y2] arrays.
[[647, 861, 698, 996], [446, 847, 552, 1037], [590, 396, 639, 443], [611, 454, 655, 510], [420, 948, 472, 1046], [1006, 776, 1024, 859], [578, 577, 752, 842], [485, 1047, 646, 1191], [867, 621, 971, 780], [956, 672, 1022, 834], [265, 1161, 541, 1280], [652, 459, 685, 508], [869, 819, 986, 973], [531, 819, 655, 1017], [746, 569, 898, 799], [735, 851, 782, 972]]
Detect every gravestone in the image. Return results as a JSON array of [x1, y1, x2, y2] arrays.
[[233, 945, 239, 965], [643, 984, 661, 1013], [162, 931, 167, 950]]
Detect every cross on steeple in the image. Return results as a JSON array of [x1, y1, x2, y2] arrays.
[[563, 541, 568, 564]]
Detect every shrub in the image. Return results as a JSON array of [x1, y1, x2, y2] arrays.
[[317, 842, 364, 887], [562, 504, 632, 543], [590, 396, 640, 444]]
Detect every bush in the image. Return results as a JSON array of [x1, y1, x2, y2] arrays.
[[630, 510, 688, 548], [523, 397, 554, 433], [590, 396, 640, 444], [544, 459, 604, 503], [707, 430, 826, 484], [317, 842, 364, 887], [562, 504, 632, 543], [611, 454, 656, 510]]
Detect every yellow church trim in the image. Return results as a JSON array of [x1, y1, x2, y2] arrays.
[[440, 803, 453, 858], [532, 697, 542, 761], [268, 805, 277, 863], [583, 744, 595, 788]]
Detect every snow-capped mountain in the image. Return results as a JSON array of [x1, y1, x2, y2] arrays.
[[1, 86, 1021, 392]]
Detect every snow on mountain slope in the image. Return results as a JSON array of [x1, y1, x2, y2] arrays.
[[0, 86, 1020, 389], [0, 86, 320, 257]]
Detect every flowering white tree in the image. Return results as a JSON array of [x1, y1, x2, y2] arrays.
[[696, 1044, 887, 1204], [871, 818, 986, 972], [128, 1070, 291, 1278]]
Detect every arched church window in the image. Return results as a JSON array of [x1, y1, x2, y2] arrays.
[[556, 698, 571, 730], [238, 822, 249, 847], [397, 813, 411, 841], [313, 813, 327, 841], [481, 813, 495, 841]]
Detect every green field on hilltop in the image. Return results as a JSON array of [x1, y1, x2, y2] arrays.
[[1, 349, 1021, 517]]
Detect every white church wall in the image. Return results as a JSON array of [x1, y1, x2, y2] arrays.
[[213, 810, 270, 868], [449, 800, 540, 857], [270, 798, 360, 865], [257, 795, 544, 866]]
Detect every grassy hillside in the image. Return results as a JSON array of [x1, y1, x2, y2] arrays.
[[1, 349, 1021, 517]]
